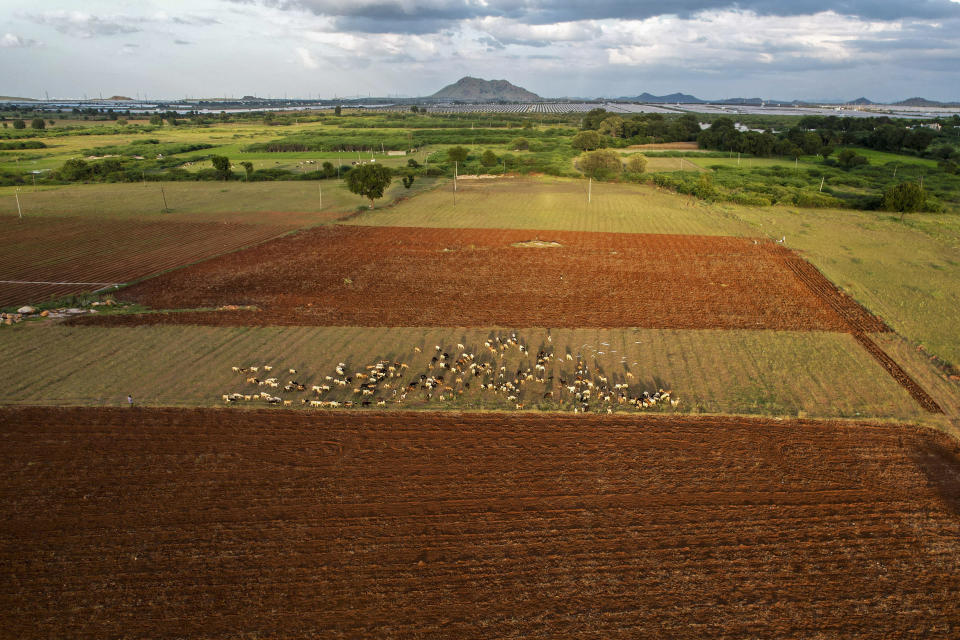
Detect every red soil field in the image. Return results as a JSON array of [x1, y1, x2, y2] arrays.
[[0, 216, 295, 307], [1, 407, 958, 639], [100, 226, 888, 331]]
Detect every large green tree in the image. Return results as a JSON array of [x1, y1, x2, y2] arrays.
[[577, 149, 622, 178], [571, 130, 602, 151], [346, 163, 392, 207]]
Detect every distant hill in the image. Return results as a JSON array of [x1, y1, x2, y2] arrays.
[[0, 95, 35, 101], [894, 97, 960, 107], [847, 97, 873, 105], [430, 77, 540, 102], [107, 95, 133, 101], [618, 92, 704, 103]]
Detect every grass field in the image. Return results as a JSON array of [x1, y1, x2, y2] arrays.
[[0, 177, 439, 221], [728, 204, 960, 366], [350, 178, 752, 236], [0, 324, 935, 420]]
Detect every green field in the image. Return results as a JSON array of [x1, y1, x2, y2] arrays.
[[0, 177, 440, 222], [728, 203, 960, 365], [350, 178, 752, 236], [0, 324, 932, 420]]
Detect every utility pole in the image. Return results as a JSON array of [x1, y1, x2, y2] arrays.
[[15, 187, 22, 222], [160, 183, 169, 212], [588, 177, 592, 203], [819, 176, 825, 192]]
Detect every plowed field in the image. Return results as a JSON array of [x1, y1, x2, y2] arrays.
[[0, 216, 295, 307], [2, 407, 959, 639], [104, 226, 886, 331]]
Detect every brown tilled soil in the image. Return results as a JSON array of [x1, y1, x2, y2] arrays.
[[0, 216, 295, 307], [628, 142, 702, 150], [2, 407, 959, 639], [81, 226, 887, 331]]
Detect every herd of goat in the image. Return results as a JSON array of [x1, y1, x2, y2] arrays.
[[222, 333, 679, 413]]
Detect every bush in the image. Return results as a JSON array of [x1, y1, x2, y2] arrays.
[[481, 150, 498, 167], [625, 154, 648, 174], [795, 191, 842, 208], [509, 137, 529, 150], [57, 158, 91, 181], [882, 182, 925, 213], [837, 149, 869, 169], [12, 119, 25, 129], [30, 118, 45, 130], [577, 149, 622, 178]]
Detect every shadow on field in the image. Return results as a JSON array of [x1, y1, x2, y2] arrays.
[[910, 435, 960, 517]]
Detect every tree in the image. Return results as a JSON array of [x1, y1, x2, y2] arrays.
[[883, 182, 926, 220], [447, 146, 468, 164], [581, 108, 608, 130], [625, 154, 648, 174], [240, 161, 254, 180], [58, 158, 91, 181], [837, 149, 868, 169], [410, 105, 419, 113], [571, 130, 602, 151], [801, 131, 822, 155], [577, 149, 622, 178], [12, 119, 25, 129], [30, 118, 45, 129], [211, 155, 232, 180], [402, 174, 415, 189], [149, 114, 163, 126], [346, 163, 392, 207], [509, 137, 529, 151], [481, 150, 498, 167], [334, 105, 342, 116], [598, 115, 625, 138], [407, 158, 421, 168]]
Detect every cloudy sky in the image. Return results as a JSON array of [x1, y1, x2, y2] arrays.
[[2, 0, 960, 101]]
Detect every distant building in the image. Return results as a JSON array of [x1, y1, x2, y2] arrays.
[[386, 150, 406, 156], [923, 123, 942, 132]]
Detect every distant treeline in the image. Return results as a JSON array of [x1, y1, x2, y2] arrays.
[[245, 127, 576, 153]]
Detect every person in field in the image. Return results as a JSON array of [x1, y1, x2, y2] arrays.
[[127, 394, 134, 407]]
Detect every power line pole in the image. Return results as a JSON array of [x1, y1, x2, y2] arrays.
[[160, 183, 169, 212], [15, 187, 23, 222], [588, 177, 592, 203]]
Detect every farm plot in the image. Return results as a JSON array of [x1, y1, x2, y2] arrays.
[[97, 226, 885, 332], [0, 179, 435, 222], [350, 178, 751, 236], [0, 216, 296, 308], [2, 407, 959, 639], [0, 325, 932, 419]]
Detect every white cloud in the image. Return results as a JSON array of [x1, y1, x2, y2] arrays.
[[1, 32, 40, 47], [296, 46, 319, 68]]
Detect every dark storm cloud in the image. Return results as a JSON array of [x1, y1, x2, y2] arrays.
[[232, 0, 960, 33]]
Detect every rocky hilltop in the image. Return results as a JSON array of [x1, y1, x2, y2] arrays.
[[430, 77, 540, 102]]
